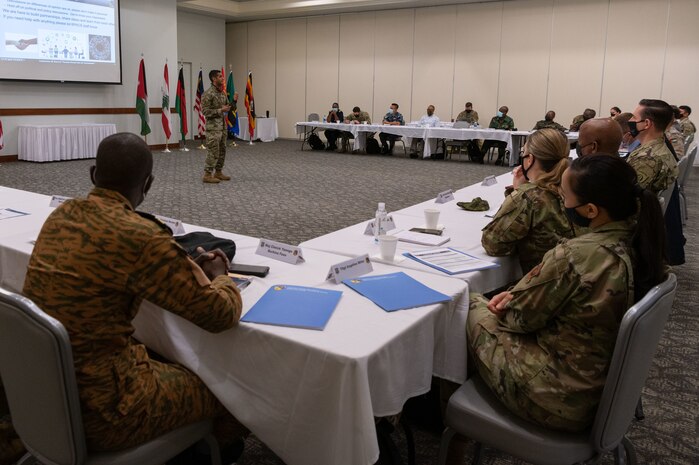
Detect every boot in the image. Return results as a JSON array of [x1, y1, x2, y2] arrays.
[[215, 171, 231, 181], [202, 172, 220, 183]]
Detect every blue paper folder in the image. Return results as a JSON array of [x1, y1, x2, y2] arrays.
[[241, 285, 342, 330], [342, 272, 451, 312]]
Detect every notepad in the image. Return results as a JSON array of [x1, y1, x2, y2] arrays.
[[241, 285, 342, 330], [404, 248, 499, 275], [393, 229, 450, 246], [342, 272, 451, 312]]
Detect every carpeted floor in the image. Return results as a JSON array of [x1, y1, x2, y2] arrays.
[[0, 140, 696, 465]]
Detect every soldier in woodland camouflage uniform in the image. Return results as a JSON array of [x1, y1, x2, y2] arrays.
[[468, 155, 668, 432], [480, 106, 515, 165], [626, 99, 678, 194], [482, 129, 576, 274], [22, 134, 245, 453], [532, 111, 566, 132], [569, 108, 596, 131], [202, 69, 235, 184]]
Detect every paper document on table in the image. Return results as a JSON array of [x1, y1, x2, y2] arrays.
[[393, 230, 450, 246], [0, 208, 29, 220], [404, 248, 499, 275]]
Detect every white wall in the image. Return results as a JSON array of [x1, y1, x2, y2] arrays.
[[0, 1, 226, 155], [226, 0, 699, 139]]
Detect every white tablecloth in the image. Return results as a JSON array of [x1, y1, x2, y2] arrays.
[[17, 124, 117, 162], [0, 186, 471, 465], [238, 117, 278, 142]]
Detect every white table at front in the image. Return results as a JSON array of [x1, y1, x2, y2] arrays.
[[17, 123, 117, 162], [238, 117, 279, 142]]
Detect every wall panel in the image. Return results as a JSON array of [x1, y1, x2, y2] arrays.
[[247, 21, 277, 118], [306, 16, 340, 117], [226, 22, 248, 100], [276, 19, 307, 138], [338, 13, 375, 121], [661, 0, 699, 113]]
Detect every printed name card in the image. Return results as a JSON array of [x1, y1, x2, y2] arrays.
[[481, 175, 498, 186], [49, 195, 72, 208], [326, 254, 373, 284], [435, 189, 455, 204], [256, 238, 305, 265], [363, 215, 396, 236], [155, 215, 186, 235]]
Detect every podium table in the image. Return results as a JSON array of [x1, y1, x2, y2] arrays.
[[18, 123, 117, 162]]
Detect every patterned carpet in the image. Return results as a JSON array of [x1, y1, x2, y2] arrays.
[[0, 140, 696, 465]]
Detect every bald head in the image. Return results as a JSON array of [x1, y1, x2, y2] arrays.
[[91, 133, 154, 207], [577, 118, 623, 156]]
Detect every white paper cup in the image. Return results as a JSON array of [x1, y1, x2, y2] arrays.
[[424, 209, 440, 229], [378, 235, 398, 261]]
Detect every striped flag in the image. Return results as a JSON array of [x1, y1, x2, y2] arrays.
[[225, 70, 239, 136], [245, 71, 255, 139], [175, 67, 188, 140], [136, 58, 151, 136], [161, 63, 172, 140], [0, 120, 4, 150], [194, 69, 205, 138]]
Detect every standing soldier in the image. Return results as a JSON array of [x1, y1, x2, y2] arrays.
[[202, 69, 236, 184]]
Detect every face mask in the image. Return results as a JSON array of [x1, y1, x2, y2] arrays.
[[465, 109, 472, 113], [520, 155, 532, 181], [497, 111, 503, 118], [332, 108, 338, 112], [628, 120, 642, 138], [565, 204, 592, 227]]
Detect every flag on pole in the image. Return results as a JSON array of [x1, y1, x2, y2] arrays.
[[194, 68, 206, 138], [175, 67, 188, 140], [225, 70, 239, 136], [245, 71, 255, 139], [0, 120, 4, 150], [136, 58, 151, 136], [161, 63, 172, 140]]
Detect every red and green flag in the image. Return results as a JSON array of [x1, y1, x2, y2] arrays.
[[161, 62, 172, 140], [175, 66, 188, 140], [136, 58, 151, 136]]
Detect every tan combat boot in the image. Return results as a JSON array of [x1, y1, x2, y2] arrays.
[[203, 172, 220, 183], [214, 171, 231, 181]]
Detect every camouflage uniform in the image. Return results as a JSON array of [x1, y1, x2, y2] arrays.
[[456, 110, 479, 124], [22, 188, 244, 451], [666, 126, 685, 159], [481, 183, 576, 274], [627, 137, 679, 194], [342, 111, 372, 151], [202, 85, 232, 174], [533, 120, 566, 132], [379, 111, 405, 152], [468, 220, 636, 432], [570, 115, 586, 131], [678, 117, 696, 138], [481, 115, 515, 163]]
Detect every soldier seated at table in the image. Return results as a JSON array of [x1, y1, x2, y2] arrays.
[[480, 106, 515, 165], [21, 133, 247, 464], [324, 102, 344, 151], [570, 108, 596, 131], [409, 105, 440, 158], [576, 118, 623, 157], [341, 106, 371, 153], [532, 111, 566, 132], [380, 102, 405, 155], [455, 101, 479, 125]]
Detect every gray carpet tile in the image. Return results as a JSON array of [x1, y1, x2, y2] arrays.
[[1, 141, 696, 465]]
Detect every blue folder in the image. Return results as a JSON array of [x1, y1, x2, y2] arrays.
[[342, 272, 451, 312], [241, 284, 342, 330]]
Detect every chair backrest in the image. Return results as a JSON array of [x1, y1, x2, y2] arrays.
[[308, 113, 320, 122], [679, 145, 697, 188], [453, 121, 470, 129], [590, 273, 677, 453], [658, 181, 675, 215], [0, 287, 87, 465], [684, 133, 694, 151]]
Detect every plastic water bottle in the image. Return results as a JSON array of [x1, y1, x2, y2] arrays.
[[322, 116, 326, 123], [374, 202, 387, 239]]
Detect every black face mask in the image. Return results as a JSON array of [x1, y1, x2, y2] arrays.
[[628, 120, 644, 138], [520, 155, 532, 181], [565, 204, 592, 227]]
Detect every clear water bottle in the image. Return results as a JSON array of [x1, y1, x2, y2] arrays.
[[322, 115, 326, 123], [374, 202, 387, 239]]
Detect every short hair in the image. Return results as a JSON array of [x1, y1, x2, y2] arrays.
[[679, 105, 692, 116], [499, 106, 509, 113], [671, 105, 681, 119], [465, 102, 473, 107], [614, 112, 634, 133], [352, 106, 361, 112], [611, 106, 621, 114], [208, 69, 221, 81], [94, 133, 153, 191], [332, 102, 339, 107], [391, 103, 399, 108], [638, 99, 673, 130], [545, 110, 556, 120], [583, 108, 597, 119]]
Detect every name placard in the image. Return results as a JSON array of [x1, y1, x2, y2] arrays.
[[481, 175, 498, 186], [49, 195, 72, 208], [435, 189, 455, 204], [155, 215, 186, 235], [363, 215, 396, 236], [326, 254, 373, 284], [256, 238, 305, 265]]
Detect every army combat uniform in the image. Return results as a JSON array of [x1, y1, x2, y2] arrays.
[[202, 84, 233, 178], [342, 111, 372, 152], [533, 120, 566, 132], [22, 188, 244, 451], [627, 137, 679, 194], [456, 110, 479, 124], [569, 114, 586, 131], [481, 182, 576, 274], [468, 220, 636, 432], [678, 117, 696, 138]]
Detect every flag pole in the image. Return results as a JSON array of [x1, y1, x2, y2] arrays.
[[162, 58, 171, 153]]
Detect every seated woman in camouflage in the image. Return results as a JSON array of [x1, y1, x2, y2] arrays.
[[481, 128, 576, 274], [468, 155, 667, 432]]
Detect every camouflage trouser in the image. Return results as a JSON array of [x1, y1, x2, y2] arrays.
[[205, 130, 227, 173], [0, 380, 25, 465], [84, 360, 246, 451], [466, 293, 588, 432]]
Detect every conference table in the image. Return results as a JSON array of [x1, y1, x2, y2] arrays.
[[238, 116, 279, 142], [17, 123, 117, 162], [0, 184, 503, 465]]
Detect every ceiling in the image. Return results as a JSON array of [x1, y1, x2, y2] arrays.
[[176, 0, 505, 22]]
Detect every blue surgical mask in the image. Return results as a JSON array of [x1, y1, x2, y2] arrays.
[[497, 111, 503, 118], [389, 108, 394, 113], [565, 204, 592, 227]]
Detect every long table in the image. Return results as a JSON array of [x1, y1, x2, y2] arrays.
[[238, 117, 279, 142], [18, 124, 117, 162], [0, 185, 477, 465]]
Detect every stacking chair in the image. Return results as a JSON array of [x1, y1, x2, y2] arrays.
[[658, 183, 674, 215], [445, 121, 471, 160], [684, 134, 694, 152], [300, 113, 321, 151], [437, 273, 677, 465], [0, 287, 222, 465], [678, 145, 697, 223]]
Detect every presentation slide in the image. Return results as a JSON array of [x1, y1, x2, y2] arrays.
[[0, 0, 121, 83]]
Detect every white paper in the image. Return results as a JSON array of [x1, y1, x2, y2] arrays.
[[435, 190, 455, 204], [256, 238, 305, 265], [407, 248, 498, 274], [156, 215, 186, 235], [326, 254, 373, 284], [0, 208, 29, 220], [393, 230, 450, 246], [49, 195, 72, 208]]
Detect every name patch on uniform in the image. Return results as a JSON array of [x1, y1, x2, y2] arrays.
[[256, 238, 305, 265], [326, 254, 373, 284], [49, 195, 72, 208], [435, 190, 455, 204]]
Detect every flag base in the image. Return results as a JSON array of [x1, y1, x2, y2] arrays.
[[162, 148, 171, 153], [198, 144, 206, 149], [249, 141, 254, 146], [180, 147, 190, 152]]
